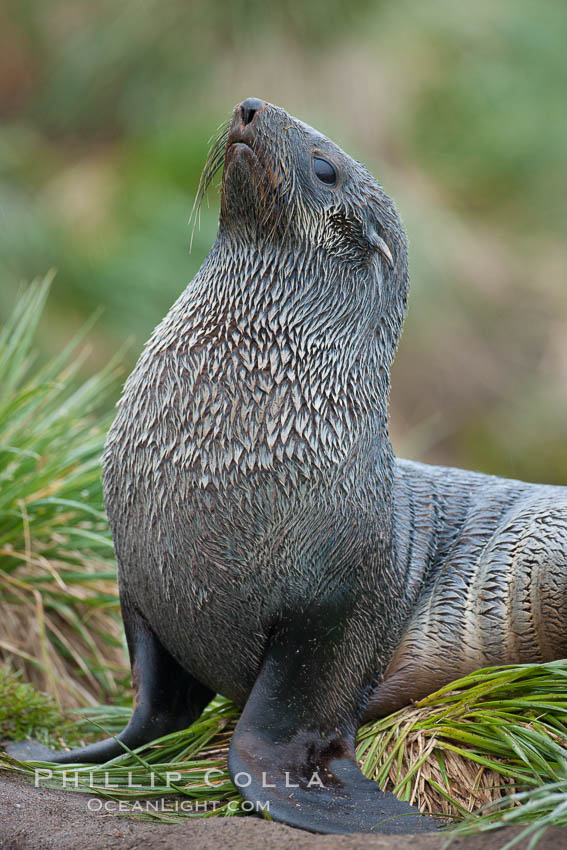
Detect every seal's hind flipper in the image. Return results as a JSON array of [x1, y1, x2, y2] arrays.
[[6, 603, 213, 764], [228, 630, 439, 834]]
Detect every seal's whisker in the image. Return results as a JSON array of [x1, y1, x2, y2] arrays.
[[264, 164, 294, 243], [256, 147, 292, 241], [190, 118, 231, 251], [254, 143, 278, 237]]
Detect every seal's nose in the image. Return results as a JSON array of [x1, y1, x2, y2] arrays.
[[239, 97, 265, 126]]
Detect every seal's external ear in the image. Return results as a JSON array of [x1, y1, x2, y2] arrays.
[[360, 206, 394, 270], [368, 226, 394, 269]]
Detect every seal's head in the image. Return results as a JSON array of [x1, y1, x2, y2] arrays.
[[197, 99, 408, 333]]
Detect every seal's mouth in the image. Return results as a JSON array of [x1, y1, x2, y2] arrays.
[[225, 139, 257, 177], [226, 123, 257, 158], [225, 99, 267, 163], [224, 117, 262, 177], [226, 139, 254, 156], [191, 99, 270, 241]]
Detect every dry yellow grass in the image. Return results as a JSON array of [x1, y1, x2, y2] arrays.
[[0, 550, 125, 708]]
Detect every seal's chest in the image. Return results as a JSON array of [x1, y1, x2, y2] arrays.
[[114, 329, 352, 498], [103, 326, 360, 622]]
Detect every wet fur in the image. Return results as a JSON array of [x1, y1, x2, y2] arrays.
[[103, 101, 567, 731], [9, 99, 566, 834], [103, 102, 409, 728]]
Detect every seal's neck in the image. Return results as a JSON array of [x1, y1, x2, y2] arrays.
[[188, 234, 395, 479], [139, 232, 400, 532]]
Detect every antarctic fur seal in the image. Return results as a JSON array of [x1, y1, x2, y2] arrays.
[[8, 98, 567, 835]]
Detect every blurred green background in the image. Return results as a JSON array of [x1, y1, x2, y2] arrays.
[[1, 0, 566, 483]]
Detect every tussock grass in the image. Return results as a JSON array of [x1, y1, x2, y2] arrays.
[[0, 665, 90, 749], [0, 666, 68, 745], [358, 661, 567, 818], [0, 276, 127, 708]]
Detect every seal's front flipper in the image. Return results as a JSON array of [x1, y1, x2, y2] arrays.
[[5, 603, 213, 764], [230, 734, 438, 833], [228, 634, 439, 834]]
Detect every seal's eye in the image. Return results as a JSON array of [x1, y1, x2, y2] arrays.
[[312, 155, 337, 186]]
